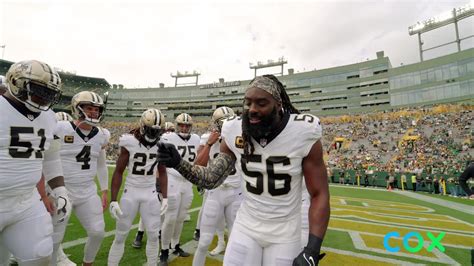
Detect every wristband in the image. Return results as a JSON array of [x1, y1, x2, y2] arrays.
[[306, 234, 323, 254]]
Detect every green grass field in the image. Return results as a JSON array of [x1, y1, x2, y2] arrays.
[[61, 167, 473, 265]]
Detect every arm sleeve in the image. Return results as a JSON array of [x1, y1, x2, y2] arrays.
[[175, 152, 235, 189], [42, 139, 63, 182], [97, 148, 108, 191]]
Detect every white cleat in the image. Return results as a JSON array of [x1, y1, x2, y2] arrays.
[[57, 248, 76, 266], [209, 242, 226, 256]]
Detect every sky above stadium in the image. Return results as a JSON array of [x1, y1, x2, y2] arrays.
[[1, 0, 473, 88]]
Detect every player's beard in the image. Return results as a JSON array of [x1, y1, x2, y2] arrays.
[[242, 107, 277, 141]]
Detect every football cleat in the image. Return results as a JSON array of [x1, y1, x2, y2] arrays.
[[159, 249, 169, 266], [132, 231, 144, 249], [193, 229, 200, 241], [172, 244, 190, 257]]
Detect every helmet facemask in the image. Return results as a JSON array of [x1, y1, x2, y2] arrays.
[[140, 124, 163, 143], [10, 80, 61, 112], [77, 103, 104, 126], [139, 108, 165, 143], [175, 113, 193, 138], [177, 123, 192, 138]]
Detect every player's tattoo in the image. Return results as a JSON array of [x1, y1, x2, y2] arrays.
[[175, 153, 235, 189]]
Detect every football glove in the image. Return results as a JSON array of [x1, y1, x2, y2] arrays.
[[160, 198, 168, 216], [109, 201, 123, 220], [158, 142, 182, 168], [51, 186, 72, 225], [293, 234, 326, 266]]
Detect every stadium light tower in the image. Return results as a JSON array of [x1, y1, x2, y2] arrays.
[[249, 57, 288, 77], [170, 70, 200, 87], [408, 4, 473, 61]]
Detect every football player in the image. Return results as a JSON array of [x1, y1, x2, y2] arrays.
[[164, 121, 175, 133], [0, 60, 71, 265], [55, 111, 73, 122], [158, 75, 330, 266], [49, 91, 110, 266], [108, 109, 168, 266], [192, 106, 243, 266], [159, 113, 200, 265]]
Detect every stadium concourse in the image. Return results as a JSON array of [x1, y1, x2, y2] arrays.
[[54, 104, 473, 265]]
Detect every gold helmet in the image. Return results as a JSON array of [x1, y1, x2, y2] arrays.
[[164, 122, 175, 132], [71, 91, 105, 125], [55, 112, 73, 122], [140, 108, 165, 143], [175, 113, 193, 138], [212, 106, 235, 132], [6, 60, 62, 112]]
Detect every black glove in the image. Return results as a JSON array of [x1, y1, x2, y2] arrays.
[[158, 142, 182, 168], [293, 234, 325, 266]]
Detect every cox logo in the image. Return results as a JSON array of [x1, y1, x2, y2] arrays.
[[383, 231, 446, 253]]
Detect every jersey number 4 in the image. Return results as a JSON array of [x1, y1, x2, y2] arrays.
[[241, 155, 291, 196], [76, 146, 92, 170]]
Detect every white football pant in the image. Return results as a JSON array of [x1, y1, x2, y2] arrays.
[[0, 192, 53, 265], [108, 186, 161, 266], [160, 180, 193, 250], [223, 222, 301, 266], [193, 186, 242, 266]]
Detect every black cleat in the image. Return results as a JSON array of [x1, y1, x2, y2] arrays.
[[172, 244, 190, 257], [132, 231, 144, 249], [193, 229, 200, 241], [159, 249, 169, 266]]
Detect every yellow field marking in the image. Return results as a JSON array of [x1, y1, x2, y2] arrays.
[[332, 196, 430, 211], [333, 204, 455, 221], [320, 250, 399, 266], [331, 209, 473, 232], [330, 196, 474, 232]]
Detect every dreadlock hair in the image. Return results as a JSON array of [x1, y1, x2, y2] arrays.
[[243, 74, 300, 156]]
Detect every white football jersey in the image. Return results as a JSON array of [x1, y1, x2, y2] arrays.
[[161, 132, 200, 182], [55, 121, 110, 198], [200, 132, 240, 188], [120, 134, 159, 188], [0, 96, 57, 207], [222, 113, 322, 243]]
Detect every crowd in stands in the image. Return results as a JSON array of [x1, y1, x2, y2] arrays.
[[101, 104, 473, 196], [321, 104, 473, 196]]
